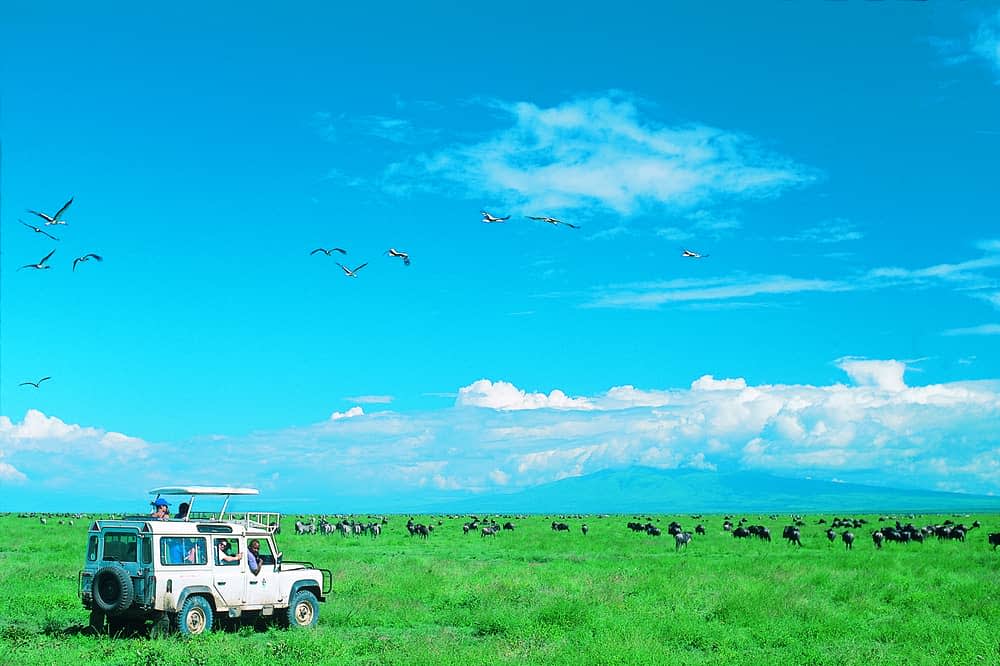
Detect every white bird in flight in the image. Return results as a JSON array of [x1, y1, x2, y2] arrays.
[[310, 247, 347, 256], [481, 211, 510, 223], [28, 197, 73, 226], [385, 248, 411, 266], [19, 249, 56, 271], [682, 249, 709, 259], [527, 215, 580, 229], [336, 262, 368, 277], [19, 376, 52, 388], [73, 253, 103, 271], [19, 219, 60, 241]]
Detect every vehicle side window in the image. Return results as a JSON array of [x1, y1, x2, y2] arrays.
[[103, 533, 138, 562], [160, 537, 207, 566], [214, 538, 241, 566], [257, 540, 275, 565], [87, 536, 99, 562], [140, 537, 153, 564]]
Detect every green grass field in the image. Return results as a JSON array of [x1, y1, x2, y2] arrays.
[[1, 512, 999, 665]]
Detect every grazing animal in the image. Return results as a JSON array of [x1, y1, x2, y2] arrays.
[[19, 249, 56, 271], [675, 532, 692, 551], [581, 524, 589, 536], [19, 219, 59, 241], [782, 526, 802, 546], [826, 529, 836, 543], [336, 262, 368, 277], [695, 524, 706, 535], [842, 531, 855, 550], [503, 522, 515, 531], [73, 253, 103, 271], [28, 197, 73, 226], [872, 530, 884, 550], [481, 211, 510, 223], [989, 533, 1000, 550]]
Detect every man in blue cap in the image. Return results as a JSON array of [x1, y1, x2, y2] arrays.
[[150, 498, 170, 521]]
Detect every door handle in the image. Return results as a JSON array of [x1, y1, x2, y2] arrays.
[[217, 581, 226, 586], [249, 581, 258, 585]]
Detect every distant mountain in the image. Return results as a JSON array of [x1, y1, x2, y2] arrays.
[[421, 467, 1000, 514]]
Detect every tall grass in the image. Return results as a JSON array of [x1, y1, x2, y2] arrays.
[[1, 513, 999, 665]]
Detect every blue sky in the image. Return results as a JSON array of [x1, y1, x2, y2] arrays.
[[2, 3, 999, 510]]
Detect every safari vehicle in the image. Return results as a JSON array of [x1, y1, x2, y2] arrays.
[[79, 486, 332, 636]]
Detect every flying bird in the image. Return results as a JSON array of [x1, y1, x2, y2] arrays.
[[19, 377, 52, 388], [73, 253, 103, 271], [385, 248, 411, 266], [336, 262, 368, 278], [19, 249, 56, 271], [527, 215, 580, 229], [481, 211, 510, 223], [310, 247, 347, 256], [19, 219, 59, 241], [682, 249, 709, 259], [28, 197, 73, 226]]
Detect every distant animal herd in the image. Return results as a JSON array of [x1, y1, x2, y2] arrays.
[[16, 511, 1000, 552]]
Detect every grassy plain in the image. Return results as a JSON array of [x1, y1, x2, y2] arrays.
[[1, 512, 999, 666]]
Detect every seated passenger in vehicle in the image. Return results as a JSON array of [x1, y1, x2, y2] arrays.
[[175, 502, 190, 520], [216, 539, 241, 566], [247, 539, 261, 575]]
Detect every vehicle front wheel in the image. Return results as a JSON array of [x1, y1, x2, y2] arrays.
[[286, 590, 319, 628], [177, 596, 213, 637]]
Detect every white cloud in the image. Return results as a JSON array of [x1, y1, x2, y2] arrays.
[[587, 274, 847, 309], [456, 379, 594, 411], [943, 324, 1000, 336], [393, 93, 815, 215], [836, 358, 907, 392], [330, 406, 364, 420], [971, 11, 1000, 81], [691, 375, 748, 392], [777, 218, 864, 244], [344, 395, 394, 404]]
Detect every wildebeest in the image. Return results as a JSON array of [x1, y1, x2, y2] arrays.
[[872, 530, 884, 549], [581, 524, 589, 536], [842, 531, 855, 550], [674, 532, 692, 551], [782, 526, 801, 546], [732, 527, 751, 539], [503, 522, 515, 531], [481, 525, 498, 537], [826, 528, 836, 543], [695, 524, 706, 535], [989, 533, 1000, 550], [551, 521, 570, 532]]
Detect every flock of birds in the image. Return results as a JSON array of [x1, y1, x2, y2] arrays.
[[14, 200, 711, 388], [17, 198, 104, 273]]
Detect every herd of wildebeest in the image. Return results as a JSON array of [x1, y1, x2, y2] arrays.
[[14, 511, 1000, 552], [278, 512, 1000, 553]]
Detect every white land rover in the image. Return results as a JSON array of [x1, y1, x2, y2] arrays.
[[79, 486, 331, 637]]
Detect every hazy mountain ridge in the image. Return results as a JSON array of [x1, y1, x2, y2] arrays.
[[419, 467, 1000, 514]]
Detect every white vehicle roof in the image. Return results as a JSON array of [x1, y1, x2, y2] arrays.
[[149, 486, 259, 496]]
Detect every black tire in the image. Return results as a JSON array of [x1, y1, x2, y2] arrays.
[[177, 596, 213, 637], [285, 589, 319, 628], [92, 566, 134, 615]]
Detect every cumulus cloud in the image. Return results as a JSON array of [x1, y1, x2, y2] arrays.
[[456, 379, 594, 411], [330, 406, 365, 420], [836, 358, 907, 392], [387, 93, 815, 215], [5, 361, 1000, 505]]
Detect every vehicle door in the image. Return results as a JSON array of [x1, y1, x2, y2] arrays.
[[211, 537, 245, 608], [244, 537, 280, 607]]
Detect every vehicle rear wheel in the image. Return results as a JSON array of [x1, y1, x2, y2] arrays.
[[286, 590, 319, 628], [177, 596, 213, 637]]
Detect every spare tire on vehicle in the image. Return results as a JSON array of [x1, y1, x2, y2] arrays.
[[93, 566, 134, 615]]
